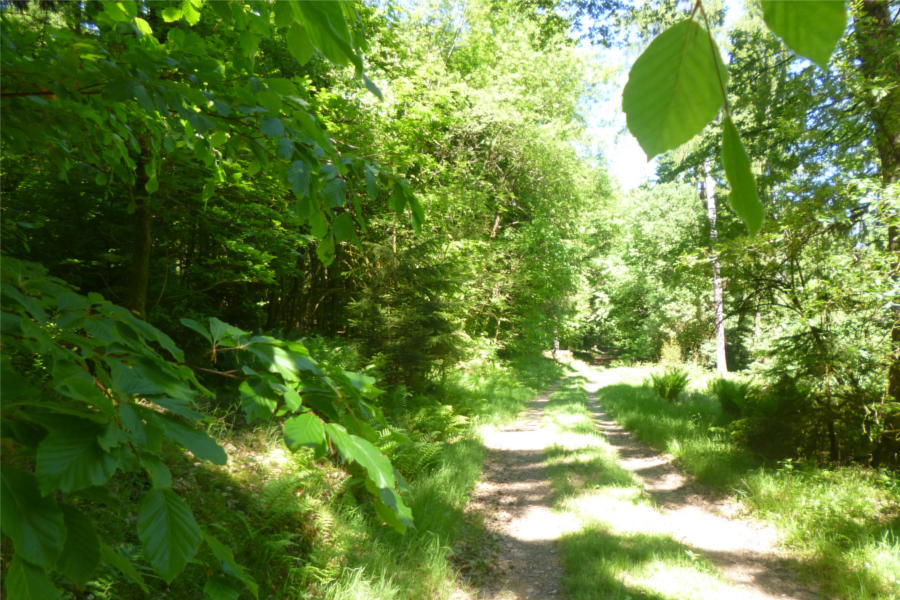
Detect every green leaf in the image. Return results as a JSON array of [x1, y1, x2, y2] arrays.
[[274, 1, 294, 28], [161, 7, 182, 22], [258, 89, 282, 114], [288, 160, 311, 198], [239, 31, 260, 58], [266, 77, 297, 97], [36, 427, 121, 494], [145, 173, 159, 194], [181, 317, 212, 342], [6, 557, 60, 600], [158, 417, 227, 465], [140, 453, 174, 488], [209, 317, 249, 346], [362, 73, 383, 100], [203, 532, 259, 599], [59, 506, 100, 585], [375, 486, 414, 533], [283, 413, 326, 451], [101, 2, 134, 23], [239, 380, 277, 422], [721, 117, 764, 235], [325, 423, 395, 489], [365, 166, 378, 201], [333, 213, 359, 244], [134, 17, 153, 37], [209, 130, 228, 148], [294, 1, 361, 70], [260, 116, 284, 137], [0, 467, 65, 568], [137, 489, 201, 582], [287, 26, 314, 65], [99, 543, 149, 593], [761, 0, 846, 69], [181, 0, 201, 26], [623, 19, 727, 159], [204, 576, 242, 600], [408, 195, 425, 232], [316, 234, 335, 265]]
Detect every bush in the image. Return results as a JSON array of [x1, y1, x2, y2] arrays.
[[706, 377, 754, 418], [649, 367, 690, 402]]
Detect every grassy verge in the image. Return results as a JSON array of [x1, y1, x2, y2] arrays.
[[588, 363, 900, 600], [314, 353, 566, 599], [544, 376, 735, 600], [75, 354, 562, 600]]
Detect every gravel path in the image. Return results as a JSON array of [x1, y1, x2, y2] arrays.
[[453, 368, 820, 600]]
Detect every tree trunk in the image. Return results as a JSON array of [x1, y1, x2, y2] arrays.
[[703, 161, 728, 374]]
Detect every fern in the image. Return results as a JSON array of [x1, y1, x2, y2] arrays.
[[649, 367, 690, 402]]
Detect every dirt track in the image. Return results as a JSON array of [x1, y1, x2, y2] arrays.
[[453, 366, 820, 600]]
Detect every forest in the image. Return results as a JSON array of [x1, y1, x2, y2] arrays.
[[0, 1, 897, 599]]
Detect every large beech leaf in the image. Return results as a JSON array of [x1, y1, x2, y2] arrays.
[[59, 506, 100, 585], [203, 532, 259, 599], [287, 25, 314, 65], [376, 486, 415, 532], [157, 416, 227, 465], [761, 1, 846, 69], [284, 413, 326, 451], [6, 556, 60, 600], [35, 427, 121, 494], [721, 117, 764, 235], [137, 489, 201, 582], [293, 1, 361, 70], [325, 423, 394, 489], [0, 467, 65, 568], [623, 19, 727, 159]]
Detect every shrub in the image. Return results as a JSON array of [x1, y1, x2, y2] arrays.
[[649, 367, 690, 402], [706, 377, 754, 418]]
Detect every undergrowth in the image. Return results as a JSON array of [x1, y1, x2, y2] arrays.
[[591, 363, 900, 600], [87, 352, 564, 600]]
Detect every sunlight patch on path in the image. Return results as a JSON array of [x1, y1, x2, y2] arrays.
[[563, 362, 819, 600]]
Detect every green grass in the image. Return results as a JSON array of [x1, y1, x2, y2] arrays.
[[74, 355, 563, 600], [319, 354, 566, 600], [543, 377, 734, 600], [590, 363, 900, 600]]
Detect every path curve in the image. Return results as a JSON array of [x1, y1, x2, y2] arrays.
[[454, 370, 820, 600], [579, 366, 820, 600]]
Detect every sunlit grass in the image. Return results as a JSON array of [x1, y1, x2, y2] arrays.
[[321, 355, 565, 600], [589, 364, 900, 600], [543, 377, 730, 600]]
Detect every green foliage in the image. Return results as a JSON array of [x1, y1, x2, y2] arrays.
[[761, 0, 847, 69], [0, 257, 416, 596], [594, 365, 899, 600], [649, 366, 690, 402], [721, 116, 763, 234], [622, 19, 726, 159], [705, 377, 754, 418], [181, 316, 414, 532], [0, 0, 418, 272], [624, 0, 850, 233], [0, 257, 253, 597]]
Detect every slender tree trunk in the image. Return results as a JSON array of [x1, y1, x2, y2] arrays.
[[126, 156, 152, 317], [703, 161, 728, 374]]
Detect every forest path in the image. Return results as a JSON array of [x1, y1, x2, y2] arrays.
[[453, 365, 820, 600]]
